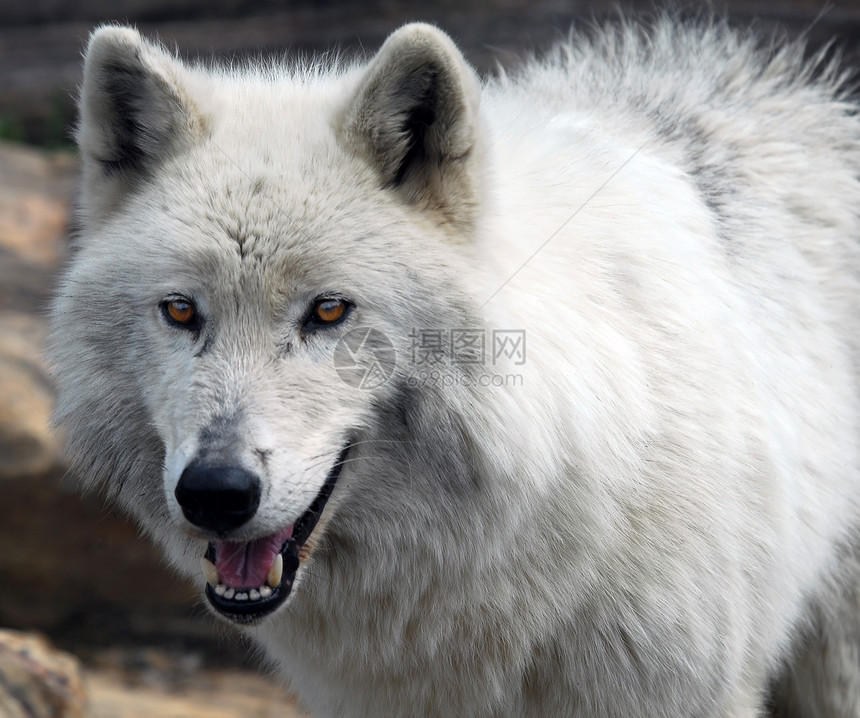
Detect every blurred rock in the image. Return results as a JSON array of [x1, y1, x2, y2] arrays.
[[0, 140, 74, 479], [0, 141, 75, 268], [0, 632, 306, 718], [85, 653, 308, 718], [0, 311, 58, 479], [0, 629, 87, 718]]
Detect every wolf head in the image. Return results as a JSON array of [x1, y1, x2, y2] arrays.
[[51, 24, 495, 624]]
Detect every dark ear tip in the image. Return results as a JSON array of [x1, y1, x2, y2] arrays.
[[84, 25, 142, 66], [384, 23, 453, 50], [378, 23, 465, 74]]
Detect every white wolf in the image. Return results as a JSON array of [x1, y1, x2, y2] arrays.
[[50, 16, 860, 718]]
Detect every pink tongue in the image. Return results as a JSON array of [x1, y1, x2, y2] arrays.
[[215, 526, 293, 589]]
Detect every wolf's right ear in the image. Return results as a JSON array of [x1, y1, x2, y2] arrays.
[[77, 26, 205, 223]]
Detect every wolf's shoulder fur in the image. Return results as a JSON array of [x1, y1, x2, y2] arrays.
[[51, 16, 860, 718]]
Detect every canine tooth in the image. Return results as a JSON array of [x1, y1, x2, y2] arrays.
[[200, 557, 219, 586], [235, 592, 248, 601], [215, 584, 226, 596], [224, 588, 235, 599], [249, 589, 260, 600], [268, 553, 284, 588], [260, 585, 272, 598]]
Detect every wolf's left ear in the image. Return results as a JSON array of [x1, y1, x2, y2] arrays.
[[77, 26, 205, 224], [338, 24, 482, 231]]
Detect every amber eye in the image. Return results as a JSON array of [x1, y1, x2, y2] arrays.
[[302, 296, 352, 333], [161, 297, 198, 328], [313, 298, 348, 324]]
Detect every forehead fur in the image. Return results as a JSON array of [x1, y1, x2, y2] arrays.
[[93, 140, 467, 345]]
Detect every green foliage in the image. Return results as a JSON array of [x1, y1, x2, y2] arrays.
[[43, 91, 76, 150], [0, 92, 77, 149], [0, 115, 25, 143]]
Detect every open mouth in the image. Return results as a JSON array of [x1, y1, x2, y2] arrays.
[[199, 444, 350, 624]]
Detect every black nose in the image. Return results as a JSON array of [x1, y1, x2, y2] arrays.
[[174, 462, 261, 535]]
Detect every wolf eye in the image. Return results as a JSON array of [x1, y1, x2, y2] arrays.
[[161, 298, 199, 329], [303, 296, 352, 331], [314, 299, 347, 324]]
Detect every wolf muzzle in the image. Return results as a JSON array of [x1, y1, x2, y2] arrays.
[[174, 462, 261, 535]]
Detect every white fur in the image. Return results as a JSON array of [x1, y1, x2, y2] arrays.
[[50, 18, 860, 717]]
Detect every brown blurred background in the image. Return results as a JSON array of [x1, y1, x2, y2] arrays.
[[1, 1, 859, 715]]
